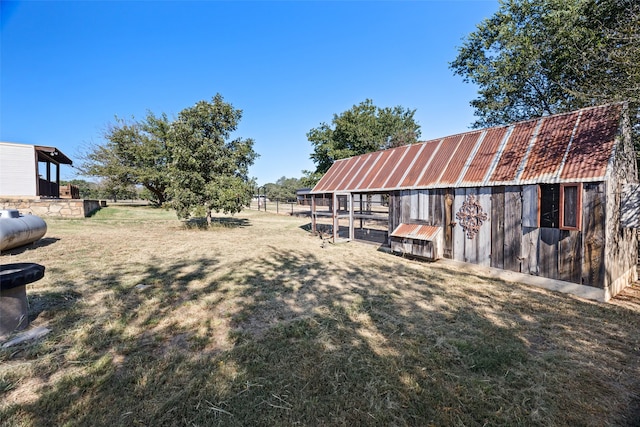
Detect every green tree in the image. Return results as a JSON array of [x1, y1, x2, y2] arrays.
[[264, 176, 303, 201], [305, 99, 421, 183], [169, 95, 258, 225], [79, 111, 171, 206], [450, 0, 640, 128], [61, 179, 101, 199], [99, 177, 139, 202]]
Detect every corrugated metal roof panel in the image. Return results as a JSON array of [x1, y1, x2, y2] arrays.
[[390, 223, 441, 241], [520, 111, 579, 182], [400, 141, 439, 188], [310, 103, 624, 194], [560, 103, 621, 180], [337, 152, 377, 192], [417, 135, 463, 186], [461, 127, 508, 184], [313, 158, 348, 192], [489, 119, 538, 183], [365, 146, 409, 190], [352, 151, 382, 191], [439, 132, 482, 185], [384, 144, 423, 188]]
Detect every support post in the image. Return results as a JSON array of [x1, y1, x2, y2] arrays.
[[311, 196, 317, 234], [349, 193, 354, 241], [333, 192, 338, 242]]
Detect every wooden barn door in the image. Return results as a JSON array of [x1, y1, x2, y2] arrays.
[[444, 190, 454, 258]]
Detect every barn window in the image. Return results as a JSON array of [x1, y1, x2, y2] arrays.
[[559, 183, 582, 230], [539, 184, 582, 230]]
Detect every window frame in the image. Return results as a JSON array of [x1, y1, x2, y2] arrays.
[[537, 183, 583, 230], [559, 183, 582, 231]]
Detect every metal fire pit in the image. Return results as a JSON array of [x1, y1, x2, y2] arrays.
[[0, 263, 45, 336]]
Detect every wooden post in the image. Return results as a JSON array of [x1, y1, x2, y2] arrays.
[[333, 192, 338, 242], [349, 193, 354, 241], [311, 195, 317, 235], [55, 162, 60, 198]]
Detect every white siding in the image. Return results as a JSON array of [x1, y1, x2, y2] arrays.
[[0, 143, 37, 196]]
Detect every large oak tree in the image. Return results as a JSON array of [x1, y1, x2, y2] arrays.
[[450, 0, 640, 128], [169, 95, 257, 224]]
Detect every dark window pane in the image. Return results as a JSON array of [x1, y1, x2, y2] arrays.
[[540, 184, 559, 228], [563, 185, 578, 228]]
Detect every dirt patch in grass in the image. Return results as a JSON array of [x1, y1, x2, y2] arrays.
[[1, 206, 639, 426]]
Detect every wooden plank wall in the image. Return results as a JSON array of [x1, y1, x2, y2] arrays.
[[559, 230, 582, 283], [538, 228, 559, 278], [463, 188, 479, 264], [582, 182, 605, 287], [521, 184, 539, 275], [491, 187, 505, 269], [453, 189, 466, 262], [390, 183, 609, 287], [503, 186, 523, 272], [477, 188, 492, 267], [443, 190, 453, 258], [388, 191, 402, 245]]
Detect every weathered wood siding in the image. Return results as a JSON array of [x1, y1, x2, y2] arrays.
[[390, 237, 441, 260], [387, 172, 634, 293], [581, 183, 606, 287], [491, 187, 505, 269], [603, 114, 638, 296]]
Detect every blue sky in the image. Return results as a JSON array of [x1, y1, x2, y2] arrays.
[[1, 1, 499, 186]]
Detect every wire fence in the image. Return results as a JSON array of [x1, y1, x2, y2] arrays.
[[247, 199, 313, 216]]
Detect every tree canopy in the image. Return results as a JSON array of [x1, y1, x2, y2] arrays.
[[169, 95, 257, 224], [450, 0, 640, 128], [79, 111, 171, 205], [80, 95, 257, 223], [305, 99, 421, 184], [264, 176, 303, 201]]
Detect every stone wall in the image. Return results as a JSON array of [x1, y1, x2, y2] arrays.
[[0, 198, 102, 218]]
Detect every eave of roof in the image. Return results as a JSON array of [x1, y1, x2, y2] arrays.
[[311, 103, 624, 194], [35, 145, 73, 165]]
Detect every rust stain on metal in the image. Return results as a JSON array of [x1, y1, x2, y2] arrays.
[[390, 223, 441, 241], [439, 132, 482, 185], [561, 103, 622, 180], [400, 141, 439, 187], [417, 135, 463, 186], [384, 144, 423, 189], [365, 146, 409, 190], [462, 127, 507, 184], [311, 103, 624, 194], [521, 111, 578, 181], [490, 120, 538, 183], [338, 152, 377, 191]]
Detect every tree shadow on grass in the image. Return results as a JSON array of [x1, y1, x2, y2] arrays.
[[182, 217, 251, 230], [1, 244, 640, 426]]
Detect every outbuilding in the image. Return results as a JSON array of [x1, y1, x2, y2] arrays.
[[0, 142, 101, 218], [309, 103, 638, 301]]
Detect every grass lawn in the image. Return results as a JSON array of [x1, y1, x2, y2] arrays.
[[1, 204, 639, 426]]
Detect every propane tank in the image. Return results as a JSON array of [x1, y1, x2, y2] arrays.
[[0, 209, 47, 251]]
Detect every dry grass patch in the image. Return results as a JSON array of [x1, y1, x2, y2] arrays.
[[1, 205, 639, 426]]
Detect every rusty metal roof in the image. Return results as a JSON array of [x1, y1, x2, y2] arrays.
[[311, 103, 624, 194], [390, 223, 441, 241]]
